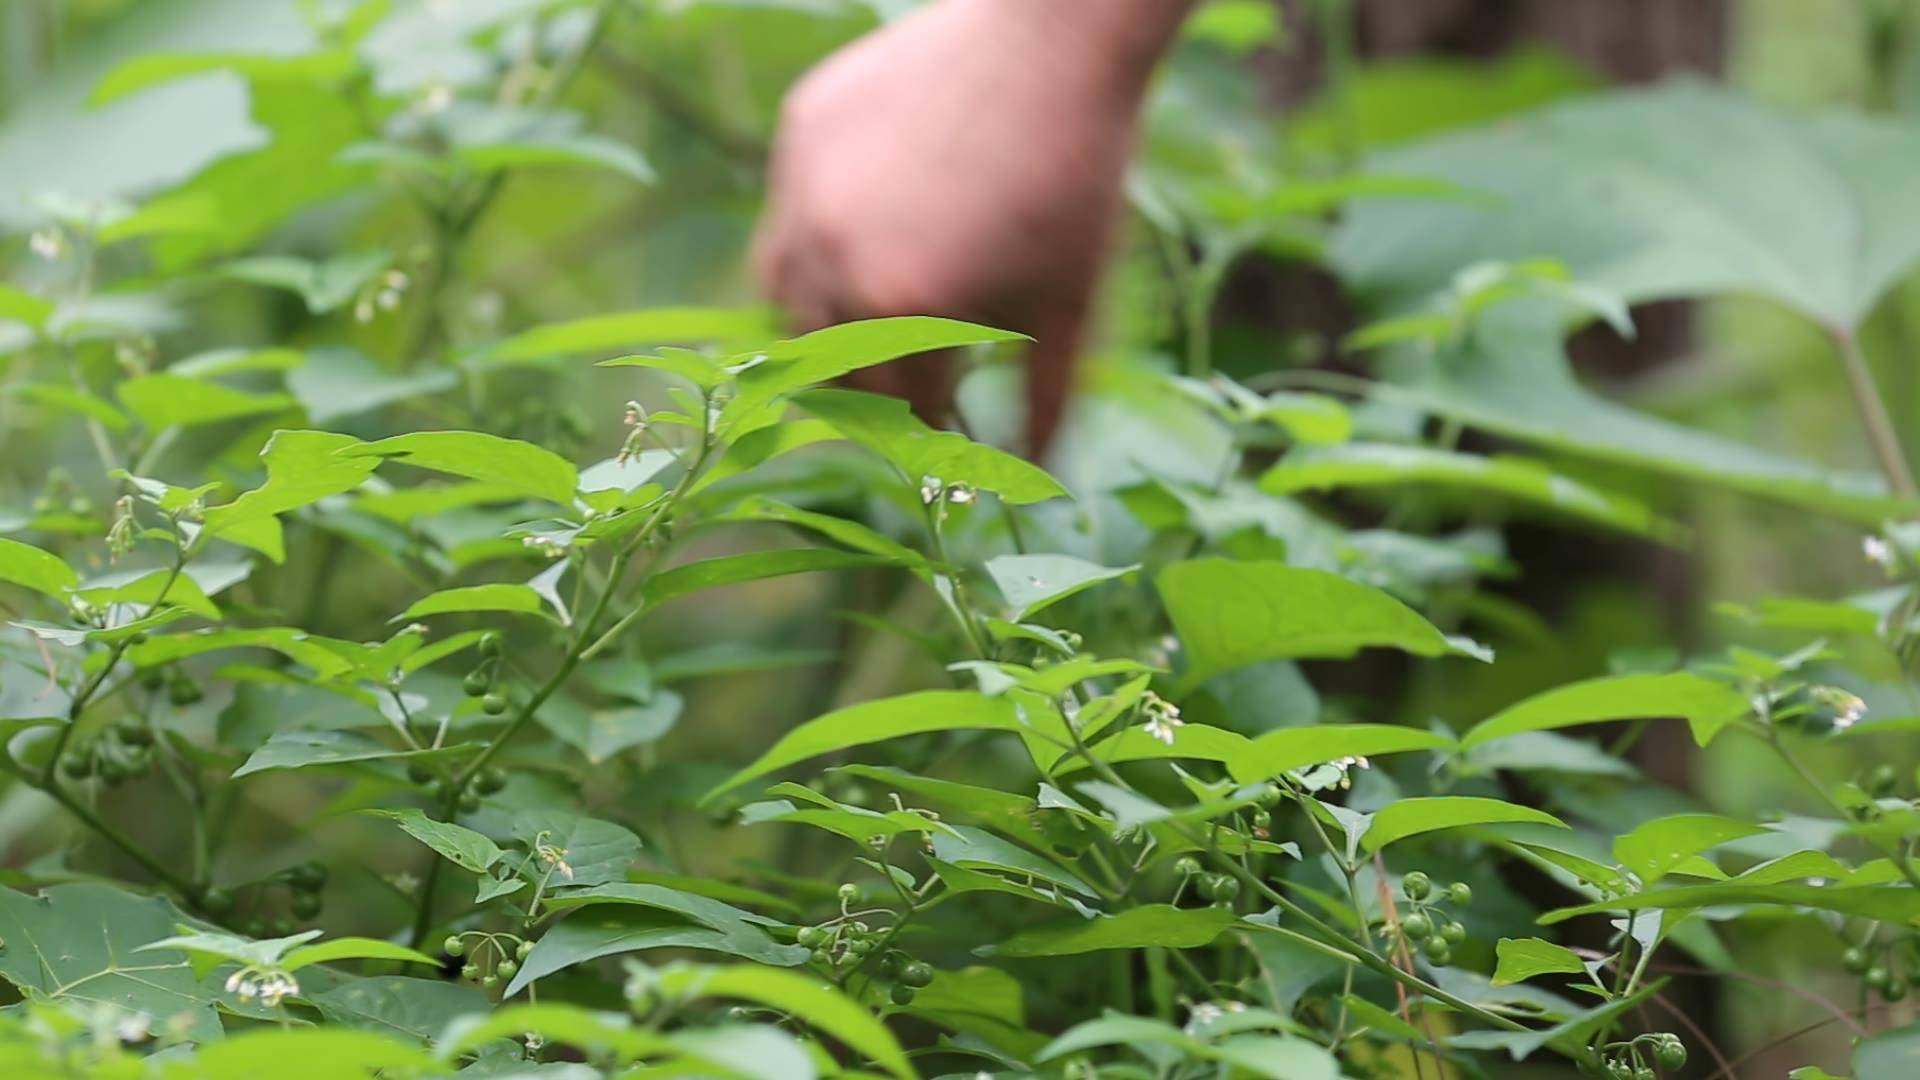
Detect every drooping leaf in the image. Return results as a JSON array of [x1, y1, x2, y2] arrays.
[[981, 904, 1238, 957], [1362, 796, 1566, 852], [344, 431, 579, 506], [1540, 883, 1920, 925], [702, 691, 1026, 803], [983, 554, 1138, 620], [0, 537, 78, 598], [189, 1028, 436, 1080], [202, 431, 380, 559], [795, 389, 1069, 504], [116, 374, 294, 429], [308, 976, 489, 1044], [643, 549, 897, 607], [485, 306, 778, 366], [724, 317, 1027, 429], [1491, 938, 1589, 986], [365, 808, 503, 874], [653, 964, 919, 1079], [1612, 814, 1770, 886], [1227, 724, 1455, 783], [218, 251, 390, 315], [398, 583, 553, 622], [1260, 443, 1675, 539], [504, 908, 806, 997], [1159, 559, 1488, 690], [232, 731, 472, 778], [1462, 672, 1751, 749]]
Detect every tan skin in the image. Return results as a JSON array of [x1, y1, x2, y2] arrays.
[[752, 0, 1200, 454]]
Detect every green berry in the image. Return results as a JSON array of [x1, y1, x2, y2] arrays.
[[167, 677, 203, 707], [481, 692, 508, 716], [1447, 882, 1472, 907], [461, 963, 480, 980], [475, 767, 508, 795], [496, 959, 518, 979], [113, 717, 152, 746], [796, 926, 823, 947], [139, 669, 166, 690], [1867, 966, 1891, 989], [1441, 920, 1467, 945], [482, 974, 499, 989], [289, 862, 327, 890], [881, 952, 904, 976], [291, 891, 322, 919], [516, 939, 534, 961], [99, 758, 131, 784], [1844, 946, 1871, 973], [445, 936, 466, 957], [899, 961, 934, 988], [200, 887, 234, 915], [269, 918, 295, 937], [1869, 763, 1899, 795], [1633, 1069, 1655, 1080], [1172, 856, 1202, 878], [809, 948, 831, 966], [478, 632, 502, 658], [458, 792, 481, 814], [837, 883, 858, 902], [1886, 978, 1910, 1002], [889, 984, 915, 1006], [1402, 872, 1431, 900], [59, 752, 93, 779], [1250, 809, 1271, 830], [407, 761, 434, 785], [845, 938, 871, 957], [1654, 1039, 1686, 1070], [1421, 936, 1451, 964], [1401, 912, 1432, 941], [242, 920, 267, 938]]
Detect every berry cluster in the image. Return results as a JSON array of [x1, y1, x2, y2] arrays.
[[1171, 856, 1241, 908], [199, 861, 328, 936], [58, 714, 155, 786], [446, 931, 534, 991], [793, 883, 934, 1005], [1394, 871, 1471, 967], [1591, 1032, 1686, 1079], [1842, 937, 1918, 1002]]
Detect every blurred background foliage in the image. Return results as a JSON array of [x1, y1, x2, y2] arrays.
[[5, 0, 1920, 1071]]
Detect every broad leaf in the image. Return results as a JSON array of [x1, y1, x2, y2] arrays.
[[504, 908, 806, 996], [1159, 559, 1488, 690], [1363, 796, 1566, 852], [653, 964, 918, 1079], [795, 389, 1069, 504], [344, 431, 579, 506], [1227, 724, 1455, 784], [117, 373, 294, 429], [366, 808, 503, 873], [1540, 883, 1920, 925], [1462, 672, 1751, 749], [0, 537, 78, 597], [202, 431, 381, 559], [1613, 814, 1769, 886], [398, 583, 552, 622], [984, 554, 1138, 619], [232, 731, 472, 778], [1491, 937, 1588, 986], [981, 904, 1238, 957], [644, 549, 896, 607], [486, 306, 777, 365]]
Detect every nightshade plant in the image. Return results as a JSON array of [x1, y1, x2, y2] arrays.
[[5, 2, 1920, 1079]]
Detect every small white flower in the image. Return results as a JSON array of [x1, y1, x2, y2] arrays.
[[418, 83, 454, 115], [1141, 692, 1183, 746], [1183, 1001, 1224, 1034], [114, 1012, 151, 1043], [28, 227, 62, 259], [944, 483, 976, 506], [1812, 686, 1868, 730], [354, 294, 377, 324], [224, 970, 246, 994], [524, 1032, 545, 1053], [919, 476, 943, 505], [1865, 536, 1893, 568]]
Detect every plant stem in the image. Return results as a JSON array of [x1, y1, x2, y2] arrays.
[[1833, 328, 1916, 497]]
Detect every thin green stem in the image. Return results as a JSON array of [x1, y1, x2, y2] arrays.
[[1833, 328, 1916, 497]]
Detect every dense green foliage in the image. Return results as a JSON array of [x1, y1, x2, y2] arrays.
[[5, 1, 1920, 1078]]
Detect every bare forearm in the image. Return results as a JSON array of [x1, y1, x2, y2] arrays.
[[980, 0, 1202, 95]]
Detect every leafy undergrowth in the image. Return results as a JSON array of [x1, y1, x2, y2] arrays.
[[3, 3, 1920, 1080]]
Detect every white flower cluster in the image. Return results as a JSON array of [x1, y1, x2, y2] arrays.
[[1811, 685, 1868, 731], [1140, 692, 1184, 746], [224, 967, 300, 1007]]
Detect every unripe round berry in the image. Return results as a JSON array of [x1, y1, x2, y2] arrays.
[[475, 767, 508, 795], [1867, 966, 1891, 989], [461, 962, 480, 980], [899, 961, 934, 988], [1422, 937, 1451, 965], [113, 717, 152, 746], [1886, 978, 1910, 1002], [140, 669, 166, 690], [1654, 1038, 1686, 1070], [516, 939, 534, 961], [1402, 871, 1431, 900], [99, 758, 131, 784], [168, 677, 203, 706], [1447, 882, 1473, 907], [1172, 856, 1202, 878], [290, 861, 327, 890], [407, 761, 434, 785], [445, 936, 466, 957], [1633, 1069, 1655, 1080], [60, 752, 93, 779], [1250, 809, 1271, 830], [496, 959, 518, 979], [291, 891, 322, 919], [1844, 946, 1871, 973], [1441, 920, 1467, 945], [481, 692, 508, 716], [1869, 763, 1899, 795], [458, 792, 481, 814], [200, 887, 234, 915], [837, 883, 858, 902], [463, 670, 490, 698], [890, 984, 916, 1006], [1401, 911, 1432, 941], [478, 632, 502, 658], [482, 974, 499, 989], [845, 938, 871, 957], [796, 926, 823, 947]]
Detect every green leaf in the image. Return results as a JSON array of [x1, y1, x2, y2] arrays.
[[485, 306, 778, 366], [3, 383, 130, 430], [189, 1029, 435, 1080], [1363, 796, 1566, 852], [92, 50, 353, 105], [286, 348, 457, 422], [73, 567, 222, 620], [536, 690, 684, 764], [232, 731, 473, 779], [1461, 672, 1751, 749], [981, 904, 1238, 957], [1540, 884, 1920, 926], [1226, 724, 1455, 784], [116, 373, 294, 429], [308, 976, 489, 1043], [724, 317, 1027, 428], [714, 496, 926, 567], [0, 283, 53, 328], [984, 554, 1138, 620], [794, 389, 1069, 504], [1159, 559, 1488, 690], [0, 537, 78, 598], [124, 627, 355, 679], [455, 133, 654, 183], [364, 808, 503, 874], [1856, 1019, 1920, 1080], [397, 583, 552, 622], [344, 431, 579, 506], [218, 251, 390, 315], [0, 884, 223, 1040], [281, 937, 441, 973], [1260, 443, 1675, 539], [1613, 814, 1770, 886], [653, 963, 919, 1079], [1491, 937, 1588, 986], [702, 691, 1025, 804], [507, 809, 644, 888], [202, 431, 381, 560], [504, 908, 807, 997], [644, 549, 897, 607], [543, 882, 782, 930]]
